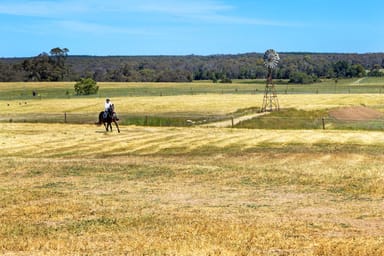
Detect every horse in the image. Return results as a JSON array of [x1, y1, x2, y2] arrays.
[[97, 104, 120, 133]]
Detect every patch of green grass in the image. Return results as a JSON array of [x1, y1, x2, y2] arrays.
[[329, 119, 384, 130], [235, 108, 328, 129], [241, 143, 384, 155], [66, 217, 118, 234], [129, 166, 175, 180], [38, 182, 71, 189], [234, 158, 384, 198], [2, 221, 58, 238], [54, 166, 84, 177], [122, 115, 193, 127], [231, 106, 260, 116], [121, 114, 227, 127], [23, 169, 44, 178]]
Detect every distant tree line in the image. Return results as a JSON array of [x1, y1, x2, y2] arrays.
[[1, 50, 384, 83]]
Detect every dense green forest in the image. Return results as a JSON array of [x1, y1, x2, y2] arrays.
[[1, 48, 384, 83]]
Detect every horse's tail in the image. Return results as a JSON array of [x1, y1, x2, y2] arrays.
[[96, 111, 104, 125]]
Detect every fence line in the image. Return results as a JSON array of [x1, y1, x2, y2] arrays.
[[2, 84, 384, 101], [1, 112, 384, 130], [1, 112, 98, 124]]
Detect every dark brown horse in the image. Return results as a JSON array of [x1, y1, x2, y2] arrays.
[[97, 104, 120, 133]]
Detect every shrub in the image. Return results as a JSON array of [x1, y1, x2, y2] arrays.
[[74, 78, 99, 95], [289, 72, 318, 84]]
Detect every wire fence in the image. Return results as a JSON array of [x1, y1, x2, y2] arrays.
[[2, 111, 384, 131], [3, 84, 384, 101], [0, 112, 224, 127], [0, 113, 97, 124]]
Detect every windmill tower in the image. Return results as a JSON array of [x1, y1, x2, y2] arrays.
[[261, 49, 280, 112]]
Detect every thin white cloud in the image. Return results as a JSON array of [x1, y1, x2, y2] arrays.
[[134, 0, 233, 15], [129, 0, 298, 26], [200, 14, 303, 27], [0, 0, 88, 17], [0, 0, 302, 45], [0, 0, 232, 17], [0, 0, 299, 27], [55, 20, 159, 36]]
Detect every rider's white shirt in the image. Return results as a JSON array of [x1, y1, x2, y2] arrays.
[[105, 102, 112, 111]]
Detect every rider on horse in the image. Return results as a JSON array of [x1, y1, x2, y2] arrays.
[[98, 98, 120, 133], [104, 98, 119, 120]]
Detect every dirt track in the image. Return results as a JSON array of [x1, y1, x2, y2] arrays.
[[329, 106, 384, 121], [199, 112, 268, 127]]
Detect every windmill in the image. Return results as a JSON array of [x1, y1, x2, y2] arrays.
[[261, 49, 280, 112]]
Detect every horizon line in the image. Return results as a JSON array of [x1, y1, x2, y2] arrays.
[[1, 51, 384, 59]]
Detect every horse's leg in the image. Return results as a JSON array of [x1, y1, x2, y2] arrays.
[[108, 122, 112, 132], [113, 120, 120, 133], [104, 122, 108, 131]]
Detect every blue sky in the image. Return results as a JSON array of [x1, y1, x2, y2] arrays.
[[0, 0, 383, 57]]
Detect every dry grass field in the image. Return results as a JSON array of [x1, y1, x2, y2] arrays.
[[1, 81, 384, 255], [2, 93, 384, 125], [3, 93, 384, 113], [1, 123, 384, 255]]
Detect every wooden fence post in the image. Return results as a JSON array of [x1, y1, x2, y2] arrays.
[[64, 112, 67, 123], [322, 117, 325, 130]]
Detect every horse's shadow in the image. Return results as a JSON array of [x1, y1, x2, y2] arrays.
[[95, 130, 111, 133]]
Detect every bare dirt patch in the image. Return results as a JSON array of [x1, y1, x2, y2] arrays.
[[329, 106, 384, 121]]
